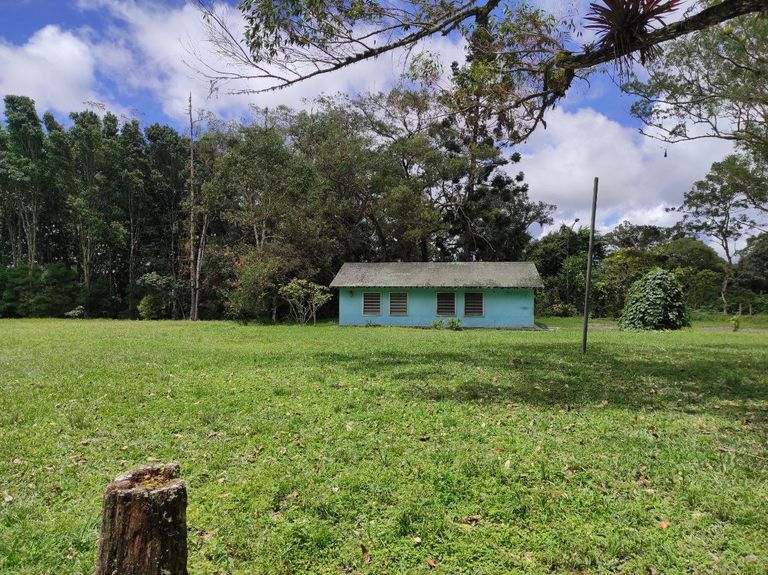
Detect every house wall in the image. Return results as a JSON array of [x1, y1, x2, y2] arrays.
[[338, 287, 535, 328]]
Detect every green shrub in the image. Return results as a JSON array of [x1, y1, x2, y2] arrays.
[[431, 319, 445, 330], [137, 294, 163, 320], [136, 272, 179, 319], [619, 268, 689, 330], [446, 317, 463, 331], [0, 264, 81, 318], [64, 305, 87, 319], [548, 302, 578, 317], [225, 252, 293, 323], [278, 279, 332, 325]]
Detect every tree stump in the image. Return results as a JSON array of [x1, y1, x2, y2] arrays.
[[95, 463, 188, 575]]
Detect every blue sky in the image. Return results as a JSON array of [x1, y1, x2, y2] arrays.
[[0, 0, 733, 232]]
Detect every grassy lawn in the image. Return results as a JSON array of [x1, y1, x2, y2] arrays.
[[1, 319, 767, 574]]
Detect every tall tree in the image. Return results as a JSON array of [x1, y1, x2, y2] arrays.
[[737, 232, 768, 294], [604, 220, 675, 251], [0, 122, 18, 266], [40, 112, 75, 266], [68, 111, 128, 299], [145, 124, 188, 318], [118, 120, 150, 316], [0, 96, 45, 268], [674, 156, 760, 312]]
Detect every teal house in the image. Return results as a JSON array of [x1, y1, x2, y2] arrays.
[[330, 262, 543, 328]]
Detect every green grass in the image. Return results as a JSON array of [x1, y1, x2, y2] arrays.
[[688, 312, 768, 329], [1, 319, 766, 574]]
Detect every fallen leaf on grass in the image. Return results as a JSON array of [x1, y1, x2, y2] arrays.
[[462, 515, 481, 525], [427, 558, 437, 568], [656, 520, 670, 529], [3, 495, 13, 503], [412, 537, 422, 544], [360, 543, 370, 563]]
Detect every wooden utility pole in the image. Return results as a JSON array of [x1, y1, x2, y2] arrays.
[[188, 94, 198, 321], [581, 177, 599, 355], [95, 463, 188, 575]]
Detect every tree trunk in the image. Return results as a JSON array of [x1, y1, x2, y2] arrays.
[[188, 94, 198, 321], [721, 273, 730, 315], [95, 463, 188, 575]]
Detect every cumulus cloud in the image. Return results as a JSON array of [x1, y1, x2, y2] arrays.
[[519, 107, 733, 233], [0, 25, 99, 114]]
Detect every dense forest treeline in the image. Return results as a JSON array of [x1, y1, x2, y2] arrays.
[[0, 93, 766, 321]]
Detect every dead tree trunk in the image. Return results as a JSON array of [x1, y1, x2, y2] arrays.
[[95, 463, 188, 575]]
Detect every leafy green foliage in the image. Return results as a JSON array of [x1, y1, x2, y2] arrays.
[[0, 264, 81, 318], [137, 294, 163, 320], [528, 225, 605, 316], [737, 232, 768, 293], [63, 305, 87, 319], [604, 220, 675, 251], [593, 247, 660, 317], [225, 251, 292, 323], [619, 267, 689, 330], [136, 273, 180, 320], [278, 278, 332, 325], [548, 302, 578, 317]]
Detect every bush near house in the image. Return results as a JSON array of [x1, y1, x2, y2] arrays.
[[619, 268, 690, 330]]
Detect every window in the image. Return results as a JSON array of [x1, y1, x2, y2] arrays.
[[362, 292, 381, 315], [464, 292, 484, 317], [436, 292, 455, 316], [389, 292, 408, 316]]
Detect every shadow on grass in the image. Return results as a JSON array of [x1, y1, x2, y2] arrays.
[[311, 340, 768, 419]]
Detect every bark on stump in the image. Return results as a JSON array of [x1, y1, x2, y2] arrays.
[[95, 463, 188, 575]]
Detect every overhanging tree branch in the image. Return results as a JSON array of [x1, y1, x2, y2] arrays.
[[193, 0, 767, 144]]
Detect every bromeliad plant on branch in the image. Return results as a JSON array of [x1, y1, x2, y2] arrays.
[[584, 0, 683, 75], [193, 0, 767, 145]]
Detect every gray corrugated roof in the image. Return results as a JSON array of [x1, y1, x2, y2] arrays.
[[330, 262, 544, 288]]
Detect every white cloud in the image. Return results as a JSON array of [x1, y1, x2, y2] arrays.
[[0, 25, 99, 114], [519, 107, 733, 234]]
